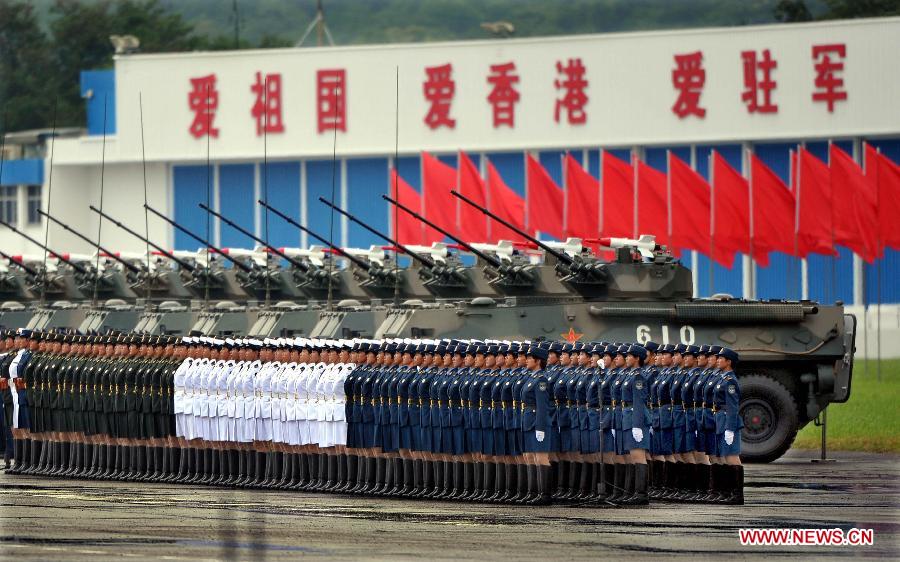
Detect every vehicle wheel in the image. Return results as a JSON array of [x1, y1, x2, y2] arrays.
[[738, 374, 799, 463]]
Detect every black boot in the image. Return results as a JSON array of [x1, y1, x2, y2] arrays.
[[398, 458, 414, 496], [701, 464, 725, 503], [445, 461, 463, 500], [684, 463, 710, 503], [323, 454, 339, 491], [426, 460, 443, 498], [582, 461, 599, 501], [464, 461, 482, 501], [561, 461, 579, 500], [719, 465, 744, 505], [508, 464, 526, 504], [574, 462, 593, 500], [532, 464, 551, 505], [475, 462, 494, 502], [347, 455, 365, 493], [551, 461, 568, 500], [409, 459, 423, 496], [366, 457, 384, 495], [661, 462, 683, 501], [495, 463, 516, 503], [606, 463, 626, 504], [416, 460, 433, 497], [613, 464, 635, 506], [437, 461, 454, 499], [620, 463, 650, 506]]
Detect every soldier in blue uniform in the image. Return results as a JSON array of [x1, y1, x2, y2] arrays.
[[518, 344, 551, 504], [616, 344, 650, 506], [707, 347, 743, 505], [605, 344, 631, 503]]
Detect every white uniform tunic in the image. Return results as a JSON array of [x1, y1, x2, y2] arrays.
[[173, 358, 193, 438]]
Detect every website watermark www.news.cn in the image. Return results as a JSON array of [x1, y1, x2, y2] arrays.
[[739, 528, 874, 547]]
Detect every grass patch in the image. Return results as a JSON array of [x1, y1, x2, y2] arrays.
[[793, 359, 900, 453]]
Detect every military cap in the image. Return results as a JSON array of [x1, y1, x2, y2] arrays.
[[718, 347, 739, 363], [615, 344, 630, 356], [673, 343, 687, 354], [508, 342, 520, 354], [527, 345, 549, 362], [627, 344, 647, 362], [644, 341, 660, 352], [684, 344, 701, 356], [708, 345, 723, 355]]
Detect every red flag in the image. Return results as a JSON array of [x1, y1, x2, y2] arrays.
[[422, 151, 458, 240], [795, 147, 834, 257], [458, 151, 488, 242], [486, 159, 526, 243], [526, 154, 564, 239], [564, 154, 599, 239], [866, 144, 900, 251], [830, 145, 878, 263], [669, 153, 710, 254], [711, 151, 750, 268], [636, 161, 669, 247], [600, 150, 634, 239], [389, 169, 425, 245], [750, 153, 796, 266]]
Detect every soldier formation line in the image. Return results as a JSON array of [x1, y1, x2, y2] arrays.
[[1, 329, 744, 506]]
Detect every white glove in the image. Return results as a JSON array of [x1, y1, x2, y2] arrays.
[[535, 430, 545, 443], [632, 427, 643, 443], [649, 426, 654, 436], [724, 430, 734, 445], [597, 359, 605, 369]]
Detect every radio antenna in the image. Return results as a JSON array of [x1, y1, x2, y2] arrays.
[[40, 97, 59, 307], [326, 101, 338, 312], [392, 66, 400, 307], [139, 92, 152, 309], [92, 94, 109, 307]]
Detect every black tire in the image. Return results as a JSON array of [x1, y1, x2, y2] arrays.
[[738, 374, 799, 464]]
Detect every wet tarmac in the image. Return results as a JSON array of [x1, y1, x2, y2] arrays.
[[1, 449, 897, 560]]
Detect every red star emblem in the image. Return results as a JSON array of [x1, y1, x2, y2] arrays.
[[561, 327, 583, 344]]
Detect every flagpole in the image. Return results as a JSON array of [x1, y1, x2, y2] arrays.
[[632, 147, 639, 239], [709, 150, 715, 295], [666, 150, 673, 247], [562, 151, 568, 237], [790, 148, 800, 301], [747, 146, 755, 300], [876, 145, 882, 380], [483, 154, 492, 241], [798, 143, 809, 301], [827, 140, 836, 305], [599, 149, 605, 238], [867, 143, 882, 381]]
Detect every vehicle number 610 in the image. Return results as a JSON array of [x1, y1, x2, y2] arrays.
[[636, 325, 695, 345]]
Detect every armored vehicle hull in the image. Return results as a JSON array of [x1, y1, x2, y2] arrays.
[[376, 296, 856, 463]]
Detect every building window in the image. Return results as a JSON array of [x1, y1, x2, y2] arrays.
[[0, 186, 17, 226], [26, 185, 41, 225]]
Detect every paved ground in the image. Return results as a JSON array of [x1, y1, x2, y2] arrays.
[[0, 450, 897, 560]]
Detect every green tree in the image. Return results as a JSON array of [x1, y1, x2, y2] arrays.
[[0, 0, 56, 132], [49, 0, 203, 127]]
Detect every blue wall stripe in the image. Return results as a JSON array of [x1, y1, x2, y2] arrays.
[[752, 143, 801, 300], [396, 156, 421, 191], [173, 165, 210, 251], [588, 149, 600, 178], [218, 164, 255, 248], [485, 152, 525, 196], [262, 162, 301, 248], [863, 140, 900, 304], [693, 144, 744, 297], [538, 150, 565, 186], [347, 158, 389, 248]]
